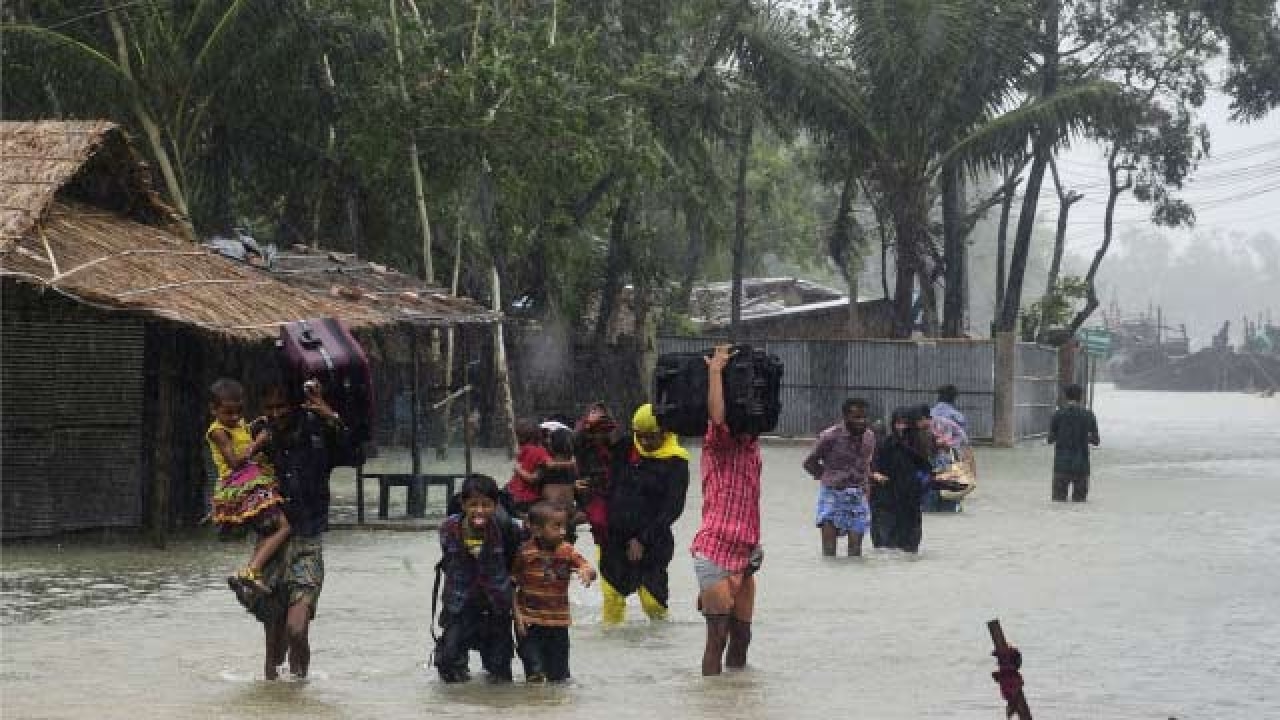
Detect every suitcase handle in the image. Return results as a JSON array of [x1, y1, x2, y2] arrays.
[[298, 320, 322, 349]]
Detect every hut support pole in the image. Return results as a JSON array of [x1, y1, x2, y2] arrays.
[[408, 331, 426, 517], [148, 326, 176, 548]]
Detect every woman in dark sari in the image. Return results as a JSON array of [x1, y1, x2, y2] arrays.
[[870, 406, 936, 554], [598, 403, 690, 625]]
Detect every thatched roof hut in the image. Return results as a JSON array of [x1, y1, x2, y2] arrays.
[[0, 121, 499, 539], [0, 121, 488, 338]]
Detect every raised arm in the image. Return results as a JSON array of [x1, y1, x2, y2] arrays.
[[705, 345, 731, 427]]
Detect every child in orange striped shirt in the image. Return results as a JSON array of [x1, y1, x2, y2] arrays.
[[512, 501, 596, 683]]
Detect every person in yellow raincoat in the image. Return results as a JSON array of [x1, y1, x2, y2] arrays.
[[598, 404, 690, 624]]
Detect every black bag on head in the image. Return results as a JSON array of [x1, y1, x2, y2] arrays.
[[652, 352, 711, 437]]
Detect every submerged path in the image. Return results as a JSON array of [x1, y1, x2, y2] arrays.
[[3, 386, 1278, 719]]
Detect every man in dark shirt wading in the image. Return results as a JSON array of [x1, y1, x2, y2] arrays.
[[258, 381, 351, 679], [1047, 384, 1100, 502]]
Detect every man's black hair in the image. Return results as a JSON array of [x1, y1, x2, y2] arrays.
[[842, 397, 869, 414], [1063, 384, 1084, 402]]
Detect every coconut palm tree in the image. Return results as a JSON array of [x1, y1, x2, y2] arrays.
[[736, 0, 1130, 337]]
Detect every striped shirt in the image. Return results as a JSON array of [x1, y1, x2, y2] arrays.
[[690, 422, 762, 573], [512, 540, 592, 627]]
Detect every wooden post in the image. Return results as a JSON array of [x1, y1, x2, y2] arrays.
[[992, 332, 1016, 447], [148, 326, 175, 548], [988, 619, 1032, 720], [464, 356, 474, 479], [408, 331, 426, 517]]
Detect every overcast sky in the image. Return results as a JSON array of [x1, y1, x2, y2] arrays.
[[1051, 84, 1280, 256]]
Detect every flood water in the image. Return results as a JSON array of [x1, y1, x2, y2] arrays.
[[3, 385, 1278, 719]]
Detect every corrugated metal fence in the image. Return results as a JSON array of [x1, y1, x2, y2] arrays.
[[2, 320, 146, 538], [658, 337, 998, 440], [1014, 342, 1059, 440]]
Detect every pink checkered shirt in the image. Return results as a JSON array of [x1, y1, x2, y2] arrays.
[[690, 422, 762, 573]]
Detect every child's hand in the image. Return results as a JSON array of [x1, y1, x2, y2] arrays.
[[579, 566, 597, 587], [871, 472, 889, 484], [514, 613, 527, 637]]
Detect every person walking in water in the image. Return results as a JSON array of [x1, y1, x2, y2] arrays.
[[803, 398, 874, 556], [1048, 383, 1100, 502], [256, 380, 351, 680], [931, 384, 967, 434], [692, 346, 763, 676], [512, 501, 596, 683], [870, 407, 934, 554], [599, 403, 690, 625]]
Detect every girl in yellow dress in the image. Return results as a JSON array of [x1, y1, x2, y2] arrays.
[[207, 378, 290, 597]]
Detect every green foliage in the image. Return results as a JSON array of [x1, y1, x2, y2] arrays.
[[1021, 275, 1089, 341], [3, 0, 1277, 339]]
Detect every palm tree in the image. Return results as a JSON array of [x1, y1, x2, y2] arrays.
[[737, 0, 1127, 337]]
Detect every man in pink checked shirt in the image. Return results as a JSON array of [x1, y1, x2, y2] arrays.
[[691, 345, 764, 676]]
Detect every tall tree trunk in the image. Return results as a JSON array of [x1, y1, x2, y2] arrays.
[[435, 222, 465, 459], [917, 266, 939, 336], [993, 176, 1021, 326], [829, 174, 863, 336], [1068, 148, 1130, 334], [593, 194, 631, 348], [996, 0, 1060, 333], [941, 165, 966, 337], [303, 0, 340, 248], [490, 264, 516, 456], [390, 0, 435, 283], [862, 180, 893, 301], [675, 197, 707, 316], [1040, 156, 1083, 336], [730, 112, 754, 341], [889, 182, 929, 338]]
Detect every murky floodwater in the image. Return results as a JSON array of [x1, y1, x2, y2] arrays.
[[4, 385, 1279, 719]]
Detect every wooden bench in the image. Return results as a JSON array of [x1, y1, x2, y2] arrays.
[[356, 471, 467, 521]]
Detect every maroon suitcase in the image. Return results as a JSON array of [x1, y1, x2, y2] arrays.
[[277, 318, 374, 464]]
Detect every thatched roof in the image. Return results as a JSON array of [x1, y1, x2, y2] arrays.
[[0, 121, 497, 339], [0, 120, 178, 251], [3, 200, 395, 338], [266, 248, 498, 327]]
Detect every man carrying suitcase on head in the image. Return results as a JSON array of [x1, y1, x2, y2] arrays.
[[256, 378, 353, 680], [692, 345, 764, 676]]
